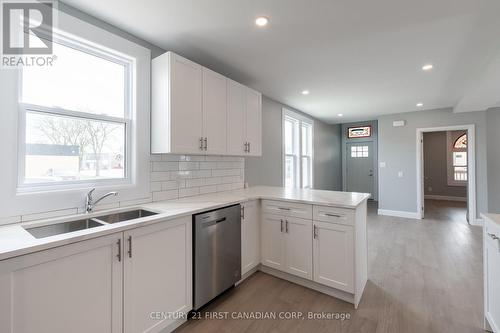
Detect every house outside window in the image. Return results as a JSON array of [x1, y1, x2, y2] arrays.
[[283, 109, 313, 189]]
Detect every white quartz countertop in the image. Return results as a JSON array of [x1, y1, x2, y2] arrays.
[[482, 213, 500, 226], [0, 186, 370, 261]]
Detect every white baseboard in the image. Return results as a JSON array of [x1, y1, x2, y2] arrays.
[[378, 209, 421, 220], [424, 195, 467, 202]]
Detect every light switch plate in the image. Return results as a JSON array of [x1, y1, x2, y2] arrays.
[[398, 171, 404, 178], [380, 162, 386, 168]]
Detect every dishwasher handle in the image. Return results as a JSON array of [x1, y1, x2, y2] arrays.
[[201, 217, 227, 227]]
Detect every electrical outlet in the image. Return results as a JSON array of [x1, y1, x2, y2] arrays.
[[380, 162, 386, 168]]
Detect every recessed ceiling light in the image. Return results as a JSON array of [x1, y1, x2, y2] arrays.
[[338, 113, 344, 117], [422, 64, 433, 71], [301, 90, 310, 95], [255, 16, 269, 27], [416, 103, 424, 107]]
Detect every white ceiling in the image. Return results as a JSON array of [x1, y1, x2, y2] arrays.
[[62, 0, 500, 123]]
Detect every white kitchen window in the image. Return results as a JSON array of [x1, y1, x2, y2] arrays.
[[283, 109, 313, 188], [19, 36, 132, 190]]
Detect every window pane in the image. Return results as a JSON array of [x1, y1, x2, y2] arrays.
[[301, 123, 312, 156], [285, 119, 294, 155], [454, 166, 467, 181], [22, 41, 126, 118], [302, 156, 310, 188], [285, 155, 295, 188], [25, 112, 125, 184], [453, 152, 467, 166]]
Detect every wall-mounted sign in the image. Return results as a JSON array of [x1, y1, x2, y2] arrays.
[[348, 126, 371, 138]]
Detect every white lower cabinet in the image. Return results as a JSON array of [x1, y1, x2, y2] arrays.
[[0, 234, 123, 333], [284, 217, 312, 279], [313, 221, 354, 293], [484, 217, 500, 333], [124, 216, 192, 333], [241, 200, 260, 275], [261, 214, 313, 279], [261, 214, 286, 271], [0, 216, 192, 333]]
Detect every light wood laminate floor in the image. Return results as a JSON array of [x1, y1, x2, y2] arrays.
[[176, 200, 483, 333]]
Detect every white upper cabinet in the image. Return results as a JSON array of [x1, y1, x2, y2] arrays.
[[227, 80, 247, 155], [152, 52, 261, 156], [245, 87, 262, 156], [202, 68, 227, 154], [152, 52, 203, 154]]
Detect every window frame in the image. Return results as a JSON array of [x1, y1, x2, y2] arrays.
[[282, 108, 314, 189], [17, 33, 133, 192], [446, 131, 467, 187]]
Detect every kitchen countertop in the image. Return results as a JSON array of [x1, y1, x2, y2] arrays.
[[0, 186, 370, 261], [482, 213, 500, 226]]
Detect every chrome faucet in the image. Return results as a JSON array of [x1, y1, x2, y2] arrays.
[[85, 188, 118, 213]]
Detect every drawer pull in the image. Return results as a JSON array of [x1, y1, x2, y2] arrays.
[[488, 233, 499, 240], [324, 213, 343, 218], [278, 207, 291, 211]]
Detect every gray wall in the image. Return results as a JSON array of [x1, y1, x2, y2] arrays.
[[341, 120, 378, 201], [58, 3, 165, 58], [378, 108, 487, 217], [487, 108, 500, 213], [245, 96, 342, 190], [423, 131, 467, 198]]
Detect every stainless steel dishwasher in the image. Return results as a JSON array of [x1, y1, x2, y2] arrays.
[[193, 204, 241, 310]]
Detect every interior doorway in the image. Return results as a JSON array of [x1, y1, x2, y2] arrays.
[[346, 142, 374, 197], [416, 125, 476, 224], [422, 130, 468, 223]]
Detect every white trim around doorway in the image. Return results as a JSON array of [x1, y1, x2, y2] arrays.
[[416, 125, 478, 224]]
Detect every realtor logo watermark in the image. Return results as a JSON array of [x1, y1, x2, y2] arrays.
[[1, 0, 56, 67]]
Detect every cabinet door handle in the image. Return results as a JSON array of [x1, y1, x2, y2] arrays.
[[325, 213, 342, 218], [244, 142, 248, 153], [199, 137, 204, 150], [248, 142, 251, 153], [285, 220, 289, 233], [204, 137, 208, 150], [313, 225, 318, 239], [116, 238, 122, 262], [127, 236, 132, 258], [241, 206, 245, 219], [488, 233, 499, 240], [280, 219, 284, 232]]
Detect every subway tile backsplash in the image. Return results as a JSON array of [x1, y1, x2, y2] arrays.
[[0, 154, 245, 226], [149, 154, 245, 200]]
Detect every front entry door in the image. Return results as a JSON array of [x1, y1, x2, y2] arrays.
[[346, 142, 374, 197]]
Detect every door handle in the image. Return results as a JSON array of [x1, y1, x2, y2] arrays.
[[127, 236, 132, 258], [116, 238, 122, 262]]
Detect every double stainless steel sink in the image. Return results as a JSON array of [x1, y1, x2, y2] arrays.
[[24, 209, 158, 239]]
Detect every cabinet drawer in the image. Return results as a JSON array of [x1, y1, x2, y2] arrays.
[[261, 200, 312, 219], [313, 205, 354, 226]]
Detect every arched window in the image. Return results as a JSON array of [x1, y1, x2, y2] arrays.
[[447, 132, 467, 185], [454, 134, 467, 149]]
